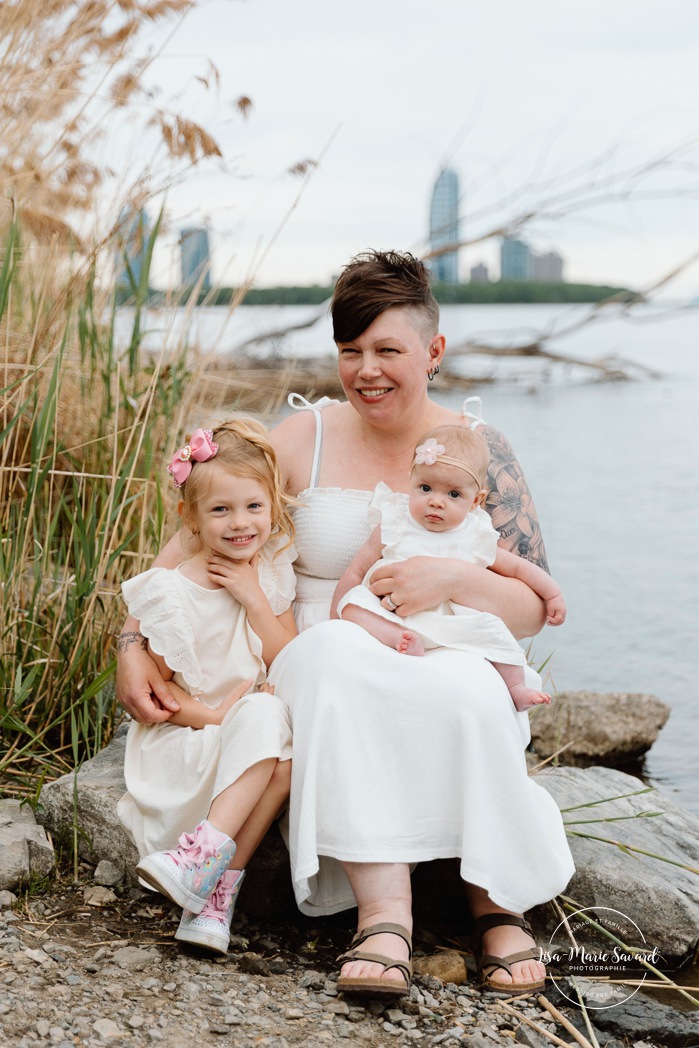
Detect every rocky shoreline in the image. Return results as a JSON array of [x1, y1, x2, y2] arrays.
[[2, 873, 697, 1048], [1, 690, 698, 1047]]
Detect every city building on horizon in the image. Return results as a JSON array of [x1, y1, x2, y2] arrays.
[[428, 168, 460, 284], [500, 236, 532, 281], [531, 250, 564, 282], [115, 207, 151, 288], [500, 235, 565, 282], [470, 262, 490, 284], [180, 226, 211, 291]]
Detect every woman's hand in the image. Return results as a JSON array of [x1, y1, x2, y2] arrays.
[[368, 556, 461, 617], [115, 630, 180, 725], [368, 556, 546, 638]]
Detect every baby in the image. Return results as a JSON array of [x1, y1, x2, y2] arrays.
[[331, 425, 566, 712]]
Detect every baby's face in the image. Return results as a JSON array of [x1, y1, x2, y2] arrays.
[[409, 463, 482, 532]]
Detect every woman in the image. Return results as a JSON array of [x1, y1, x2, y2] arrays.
[[117, 250, 574, 996]]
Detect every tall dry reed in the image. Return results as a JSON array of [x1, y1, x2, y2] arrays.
[[0, 1, 284, 798]]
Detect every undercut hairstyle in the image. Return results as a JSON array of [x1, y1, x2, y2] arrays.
[[413, 424, 490, 489], [331, 250, 440, 344], [177, 417, 296, 555]]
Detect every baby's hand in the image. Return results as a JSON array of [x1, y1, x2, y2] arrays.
[[258, 682, 275, 695], [546, 592, 567, 626], [212, 678, 254, 724]]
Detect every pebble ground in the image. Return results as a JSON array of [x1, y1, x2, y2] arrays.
[[0, 873, 634, 1048]]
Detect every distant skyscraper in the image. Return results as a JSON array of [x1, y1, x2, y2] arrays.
[[116, 207, 151, 288], [429, 168, 460, 284], [470, 262, 490, 284], [180, 226, 211, 291], [500, 236, 532, 281], [530, 250, 564, 283]]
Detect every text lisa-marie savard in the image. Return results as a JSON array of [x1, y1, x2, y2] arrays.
[[538, 946, 660, 966]]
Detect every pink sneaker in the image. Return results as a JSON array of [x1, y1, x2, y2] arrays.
[[175, 869, 246, 954], [136, 821, 236, 914]]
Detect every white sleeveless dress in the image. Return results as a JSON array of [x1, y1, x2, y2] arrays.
[[268, 397, 574, 917]]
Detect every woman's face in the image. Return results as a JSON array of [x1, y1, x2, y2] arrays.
[[336, 308, 444, 425]]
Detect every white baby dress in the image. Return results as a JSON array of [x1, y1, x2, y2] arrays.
[[117, 543, 295, 857], [337, 482, 527, 666]]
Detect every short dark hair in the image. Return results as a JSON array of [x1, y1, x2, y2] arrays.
[[331, 250, 440, 343]]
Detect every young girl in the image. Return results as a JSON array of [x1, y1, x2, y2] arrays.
[[331, 424, 566, 712], [117, 419, 296, 955]]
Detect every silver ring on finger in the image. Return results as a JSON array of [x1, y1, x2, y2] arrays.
[[385, 595, 397, 611]]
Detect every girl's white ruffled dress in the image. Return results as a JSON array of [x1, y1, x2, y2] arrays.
[[118, 545, 295, 857], [268, 400, 574, 917], [337, 482, 527, 665]]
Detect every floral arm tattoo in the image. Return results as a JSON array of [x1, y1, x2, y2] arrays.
[[480, 424, 550, 573], [116, 631, 148, 654]]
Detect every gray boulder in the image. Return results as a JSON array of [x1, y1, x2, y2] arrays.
[[529, 691, 670, 764], [37, 739, 699, 962], [39, 727, 138, 875], [38, 729, 293, 917], [535, 765, 699, 961], [0, 799, 55, 890], [578, 989, 699, 1048]]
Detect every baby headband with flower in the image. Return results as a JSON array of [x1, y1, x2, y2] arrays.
[[167, 428, 219, 488], [413, 437, 483, 489]]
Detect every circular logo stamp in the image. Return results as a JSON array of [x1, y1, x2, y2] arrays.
[[541, 906, 661, 1010]]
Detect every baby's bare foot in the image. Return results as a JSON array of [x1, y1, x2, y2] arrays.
[[396, 630, 425, 656], [510, 684, 551, 712]]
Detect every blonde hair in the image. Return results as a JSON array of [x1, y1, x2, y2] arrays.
[[412, 424, 490, 489], [176, 418, 295, 556]]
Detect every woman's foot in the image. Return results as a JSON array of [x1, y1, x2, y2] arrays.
[[396, 630, 425, 657], [509, 684, 551, 712], [464, 884, 545, 991], [477, 918, 546, 989], [338, 864, 413, 991], [337, 921, 412, 995]]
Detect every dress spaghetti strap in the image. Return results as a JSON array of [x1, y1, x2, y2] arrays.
[[287, 393, 340, 490], [461, 395, 486, 430]]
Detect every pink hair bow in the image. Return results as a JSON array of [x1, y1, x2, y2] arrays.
[[167, 428, 219, 487], [414, 437, 445, 466]]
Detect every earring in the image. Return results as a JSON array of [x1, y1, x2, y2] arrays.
[[427, 364, 440, 381]]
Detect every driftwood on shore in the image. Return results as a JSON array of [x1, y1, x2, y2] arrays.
[[195, 344, 652, 416], [195, 359, 489, 413], [212, 293, 664, 392]]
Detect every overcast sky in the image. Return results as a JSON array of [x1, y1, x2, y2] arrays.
[[134, 0, 699, 293]]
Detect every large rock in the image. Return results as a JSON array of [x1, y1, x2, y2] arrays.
[[534, 765, 699, 961], [38, 740, 699, 962], [0, 799, 55, 889], [39, 727, 138, 875], [590, 992, 699, 1048], [38, 729, 294, 918], [529, 691, 670, 764]]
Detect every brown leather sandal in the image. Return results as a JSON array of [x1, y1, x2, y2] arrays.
[[475, 913, 545, 993], [336, 921, 412, 997]]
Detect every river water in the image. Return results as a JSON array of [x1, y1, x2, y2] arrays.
[[117, 301, 699, 813]]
